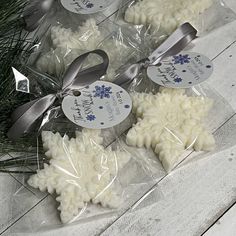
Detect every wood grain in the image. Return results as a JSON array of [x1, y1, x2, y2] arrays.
[[1, 0, 236, 236], [204, 202, 236, 236]]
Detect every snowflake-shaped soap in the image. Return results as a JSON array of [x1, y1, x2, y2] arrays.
[[36, 19, 138, 81], [124, 0, 212, 36], [28, 129, 130, 223], [86, 3, 94, 8], [126, 87, 215, 171]]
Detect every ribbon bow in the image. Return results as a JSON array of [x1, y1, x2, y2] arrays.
[[7, 50, 109, 140], [113, 22, 197, 87]]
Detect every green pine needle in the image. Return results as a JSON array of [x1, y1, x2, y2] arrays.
[[0, 153, 47, 173], [0, 0, 39, 149], [0, 0, 46, 174]]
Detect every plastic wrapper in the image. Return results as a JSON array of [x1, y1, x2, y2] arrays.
[[3, 101, 162, 232], [119, 0, 236, 47], [37, 0, 122, 29], [26, 5, 143, 83], [115, 63, 235, 172], [1, 0, 140, 155], [2, 47, 161, 233], [4, 41, 236, 232], [2, 2, 236, 233], [27, 128, 157, 224], [4, 65, 236, 233]]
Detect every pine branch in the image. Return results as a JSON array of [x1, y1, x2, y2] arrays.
[[0, 1, 56, 173], [0, 0, 39, 148]]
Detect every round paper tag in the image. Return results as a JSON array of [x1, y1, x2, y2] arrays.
[[62, 81, 132, 129], [147, 52, 213, 88], [60, 0, 114, 14]]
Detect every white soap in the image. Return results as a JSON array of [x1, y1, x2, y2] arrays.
[[125, 0, 212, 36], [126, 87, 215, 172], [28, 129, 130, 223], [36, 19, 137, 81]]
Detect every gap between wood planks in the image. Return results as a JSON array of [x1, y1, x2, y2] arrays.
[[0, 1, 132, 235], [3, 20, 236, 236], [201, 201, 236, 235], [1, 2, 236, 235], [199, 40, 236, 236], [98, 40, 236, 236], [0, 195, 49, 236]]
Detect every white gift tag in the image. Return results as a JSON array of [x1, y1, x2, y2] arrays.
[[60, 0, 114, 14], [62, 81, 132, 129], [147, 52, 213, 88]]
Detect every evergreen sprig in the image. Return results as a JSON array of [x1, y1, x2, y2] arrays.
[[0, 0, 38, 148], [0, 0, 45, 173], [0, 153, 48, 174]]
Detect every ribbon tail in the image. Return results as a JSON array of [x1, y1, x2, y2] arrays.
[[7, 94, 56, 140], [149, 22, 197, 65], [11, 100, 40, 123], [113, 63, 142, 87], [113, 22, 197, 87]]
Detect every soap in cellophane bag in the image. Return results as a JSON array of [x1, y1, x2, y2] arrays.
[[6, 73, 236, 233], [121, 68, 236, 173], [26, 6, 144, 83], [5, 109, 164, 232], [3, 1, 236, 233], [4, 47, 162, 233], [118, 0, 236, 47]]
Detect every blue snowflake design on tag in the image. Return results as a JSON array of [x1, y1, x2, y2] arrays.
[[86, 114, 96, 121], [172, 54, 191, 65], [174, 77, 182, 83], [86, 3, 94, 8], [93, 85, 112, 99]]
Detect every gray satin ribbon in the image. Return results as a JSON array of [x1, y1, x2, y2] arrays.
[[7, 49, 109, 140], [113, 22, 197, 87], [22, 0, 54, 32]]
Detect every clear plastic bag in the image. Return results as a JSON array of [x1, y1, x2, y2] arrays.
[[27, 6, 143, 83], [2, 2, 236, 232], [5, 74, 235, 233], [1, 46, 160, 233], [37, 0, 120, 29], [120, 0, 236, 47], [4, 110, 162, 232], [114, 63, 235, 172], [26, 128, 148, 224]]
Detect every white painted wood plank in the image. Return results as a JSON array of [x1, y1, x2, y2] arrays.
[[98, 26, 236, 235], [101, 117, 236, 236], [207, 43, 236, 110], [6, 34, 236, 236], [204, 203, 236, 236], [2, 158, 161, 235], [0, 173, 46, 234], [2, 1, 236, 236], [189, 20, 236, 60], [223, 0, 236, 13], [3, 195, 116, 236]]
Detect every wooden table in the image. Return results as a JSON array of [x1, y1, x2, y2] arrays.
[[1, 0, 236, 235]]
